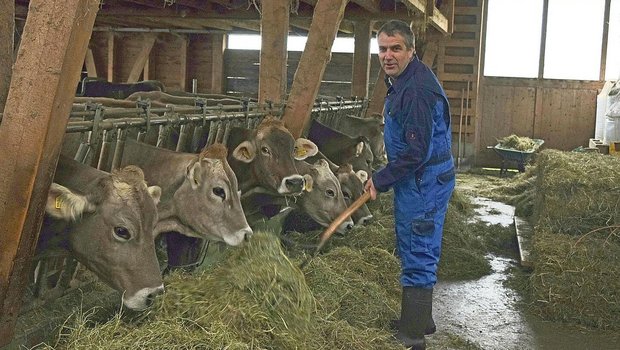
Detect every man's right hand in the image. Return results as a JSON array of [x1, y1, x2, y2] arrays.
[[364, 178, 378, 201]]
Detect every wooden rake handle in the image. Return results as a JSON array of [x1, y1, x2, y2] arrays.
[[300, 191, 372, 268]]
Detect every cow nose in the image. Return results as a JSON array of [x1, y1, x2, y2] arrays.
[[358, 215, 373, 226], [285, 177, 304, 192], [346, 222, 354, 231], [146, 285, 165, 307]]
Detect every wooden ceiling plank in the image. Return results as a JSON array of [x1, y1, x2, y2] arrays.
[[351, 0, 380, 13]]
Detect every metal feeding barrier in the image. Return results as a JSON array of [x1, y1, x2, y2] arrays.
[[1, 95, 367, 308]]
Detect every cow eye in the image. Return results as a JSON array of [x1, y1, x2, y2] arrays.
[[343, 191, 352, 199], [326, 189, 336, 198], [213, 187, 226, 200], [261, 146, 270, 155], [113, 226, 131, 241]]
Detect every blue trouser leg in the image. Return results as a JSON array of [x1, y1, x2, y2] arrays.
[[393, 161, 455, 288]]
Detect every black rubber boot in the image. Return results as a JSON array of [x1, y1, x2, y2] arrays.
[[393, 287, 433, 350], [389, 315, 436, 335]]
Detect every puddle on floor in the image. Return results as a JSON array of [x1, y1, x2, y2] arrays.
[[433, 196, 620, 350]]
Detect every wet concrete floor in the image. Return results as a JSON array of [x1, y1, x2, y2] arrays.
[[433, 195, 620, 350]]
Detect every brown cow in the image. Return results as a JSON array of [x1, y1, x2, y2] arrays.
[[318, 113, 385, 164], [306, 119, 374, 175], [41, 156, 163, 310], [120, 139, 252, 246], [243, 159, 354, 234], [335, 163, 373, 226], [227, 116, 318, 196]]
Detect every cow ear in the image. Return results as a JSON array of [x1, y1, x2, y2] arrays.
[[316, 158, 331, 171], [232, 141, 256, 163], [303, 174, 314, 192], [186, 161, 202, 190], [294, 138, 318, 160], [147, 185, 162, 206], [355, 141, 365, 157], [46, 183, 96, 221], [356, 170, 369, 183]]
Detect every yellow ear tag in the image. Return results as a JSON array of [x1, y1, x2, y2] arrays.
[[295, 146, 307, 158], [55, 196, 63, 209]]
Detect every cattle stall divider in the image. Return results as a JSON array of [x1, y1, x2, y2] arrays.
[[8, 96, 366, 312]]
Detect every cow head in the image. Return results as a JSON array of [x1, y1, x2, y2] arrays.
[[296, 159, 353, 234], [232, 116, 318, 195], [45, 165, 163, 311], [368, 113, 386, 162], [173, 143, 252, 246], [336, 163, 373, 226], [344, 138, 374, 176]]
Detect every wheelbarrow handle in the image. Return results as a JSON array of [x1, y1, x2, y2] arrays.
[[299, 191, 372, 268]]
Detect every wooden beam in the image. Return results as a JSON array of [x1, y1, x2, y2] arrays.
[[127, 33, 158, 83], [367, 68, 386, 116], [107, 32, 115, 81], [421, 41, 438, 66], [209, 34, 226, 93], [446, 0, 455, 33], [179, 35, 188, 91], [259, 0, 290, 104], [0, 0, 14, 111], [0, 0, 99, 346], [401, 0, 449, 34], [84, 48, 98, 77], [282, 0, 349, 138], [600, 0, 611, 80], [351, 0, 380, 13], [351, 20, 371, 98], [537, 0, 549, 79]]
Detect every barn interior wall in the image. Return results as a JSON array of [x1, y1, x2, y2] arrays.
[[476, 78, 603, 167], [224, 49, 382, 100], [187, 34, 216, 93]]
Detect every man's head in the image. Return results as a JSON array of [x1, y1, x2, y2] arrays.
[[377, 20, 416, 79]]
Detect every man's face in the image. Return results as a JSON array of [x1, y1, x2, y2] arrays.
[[377, 32, 414, 78]]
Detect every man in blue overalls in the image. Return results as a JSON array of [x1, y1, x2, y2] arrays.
[[364, 20, 455, 350]]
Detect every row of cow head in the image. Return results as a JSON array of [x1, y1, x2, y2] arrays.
[[42, 115, 374, 311]]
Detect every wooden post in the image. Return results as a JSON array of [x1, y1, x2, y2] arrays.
[[0, 0, 14, 110], [0, 0, 99, 346], [127, 33, 157, 83], [367, 69, 387, 117], [351, 19, 371, 99], [84, 48, 98, 77], [107, 31, 115, 82], [259, 0, 290, 105], [209, 34, 225, 94], [179, 35, 188, 91], [282, 0, 349, 138]]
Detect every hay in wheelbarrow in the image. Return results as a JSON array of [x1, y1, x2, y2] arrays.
[[524, 150, 620, 330], [44, 231, 401, 349], [497, 134, 539, 152]]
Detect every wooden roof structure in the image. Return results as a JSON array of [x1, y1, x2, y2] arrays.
[[1, 0, 455, 347], [14, 0, 453, 35]]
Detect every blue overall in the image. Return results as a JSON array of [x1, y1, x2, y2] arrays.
[[372, 57, 455, 288]]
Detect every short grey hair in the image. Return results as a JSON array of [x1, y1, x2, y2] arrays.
[[377, 20, 415, 50]]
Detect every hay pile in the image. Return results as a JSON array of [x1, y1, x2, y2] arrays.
[[42, 184, 512, 349], [497, 134, 538, 152], [527, 150, 620, 329], [486, 150, 620, 329]]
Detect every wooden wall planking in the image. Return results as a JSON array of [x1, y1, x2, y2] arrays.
[[90, 32, 110, 81], [113, 33, 146, 82], [149, 34, 186, 91], [477, 77, 601, 167]]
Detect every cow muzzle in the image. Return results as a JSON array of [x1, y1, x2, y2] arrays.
[[357, 214, 374, 226], [336, 218, 355, 234], [123, 284, 165, 311], [279, 175, 305, 194]]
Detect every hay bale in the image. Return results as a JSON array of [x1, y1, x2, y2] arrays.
[[530, 230, 620, 329], [534, 150, 620, 235]]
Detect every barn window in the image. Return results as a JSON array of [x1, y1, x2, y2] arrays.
[[484, 0, 619, 81], [483, 0, 543, 78], [543, 0, 606, 80]]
